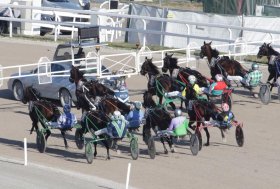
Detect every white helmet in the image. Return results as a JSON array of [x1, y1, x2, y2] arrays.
[[113, 111, 121, 120], [135, 101, 142, 110], [188, 75, 197, 85], [174, 108, 182, 117], [252, 63, 259, 71], [215, 74, 223, 82]]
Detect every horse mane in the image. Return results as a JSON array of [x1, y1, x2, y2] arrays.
[[212, 48, 219, 58], [268, 44, 280, 56], [147, 59, 160, 75]]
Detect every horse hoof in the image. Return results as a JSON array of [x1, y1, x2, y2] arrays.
[[222, 137, 227, 143], [106, 156, 110, 160], [204, 143, 210, 146], [65, 145, 69, 149], [117, 150, 121, 155], [164, 150, 168, 154], [171, 148, 176, 153]]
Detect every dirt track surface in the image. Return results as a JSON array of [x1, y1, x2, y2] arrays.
[[0, 38, 280, 189]]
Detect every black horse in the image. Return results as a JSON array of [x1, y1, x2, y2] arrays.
[[69, 65, 115, 112], [77, 110, 112, 159], [162, 52, 210, 87], [257, 43, 280, 90], [22, 86, 71, 149], [142, 90, 175, 154], [200, 41, 248, 83], [183, 83, 226, 147], [140, 57, 184, 110]]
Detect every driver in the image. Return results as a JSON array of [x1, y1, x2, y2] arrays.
[[48, 104, 77, 130], [94, 111, 128, 138]]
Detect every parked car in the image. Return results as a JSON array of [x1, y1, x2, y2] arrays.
[[7, 41, 109, 106], [40, 0, 83, 36]]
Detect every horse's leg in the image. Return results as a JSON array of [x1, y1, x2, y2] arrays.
[[61, 130, 69, 149], [160, 137, 168, 154], [103, 140, 110, 160], [45, 126, 51, 141], [203, 127, 210, 146], [168, 136, 175, 153], [29, 111, 38, 134], [94, 142, 97, 158], [220, 129, 226, 143]]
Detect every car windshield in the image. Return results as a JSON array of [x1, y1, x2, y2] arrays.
[[33, 64, 67, 75]]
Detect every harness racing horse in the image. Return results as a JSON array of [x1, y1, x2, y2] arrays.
[[257, 43, 280, 90], [78, 110, 112, 159], [140, 57, 183, 110], [69, 66, 115, 112], [162, 53, 210, 87], [98, 96, 131, 116], [200, 41, 248, 84], [142, 90, 175, 154], [183, 84, 226, 147], [21, 86, 71, 149]]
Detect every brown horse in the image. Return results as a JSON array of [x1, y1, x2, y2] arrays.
[[142, 90, 175, 154], [140, 57, 184, 110], [257, 43, 280, 90], [22, 86, 71, 149], [200, 41, 248, 82]]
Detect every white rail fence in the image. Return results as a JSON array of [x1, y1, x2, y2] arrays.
[[1, 3, 280, 50]]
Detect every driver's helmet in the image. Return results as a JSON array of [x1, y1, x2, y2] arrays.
[[221, 103, 230, 112], [113, 110, 121, 120], [251, 63, 259, 71], [63, 104, 71, 113], [215, 74, 223, 82], [188, 75, 197, 85], [135, 101, 142, 110], [174, 108, 182, 117]]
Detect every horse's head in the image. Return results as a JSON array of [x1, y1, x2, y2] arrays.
[[22, 86, 40, 104], [200, 41, 212, 58], [140, 57, 159, 76], [200, 41, 219, 60], [162, 53, 178, 73], [69, 65, 85, 84], [143, 90, 156, 108], [257, 43, 270, 58]]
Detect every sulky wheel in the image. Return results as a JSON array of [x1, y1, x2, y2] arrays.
[[85, 142, 94, 164], [36, 131, 46, 153], [130, 137, 139, 160], [259, 84, 271, 105], [190, 134, 199, 156], [75, 128, 84, 150], [235, 125, 244, 147], [147, 136, 156, 159]]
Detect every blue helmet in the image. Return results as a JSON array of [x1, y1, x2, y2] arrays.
[[63, 104, 71, 113]]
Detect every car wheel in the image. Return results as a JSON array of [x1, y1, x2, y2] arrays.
[[60, 88, 72, 107], [13, 81, 24, 101]]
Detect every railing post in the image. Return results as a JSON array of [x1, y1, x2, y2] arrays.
[[227, 28, 232, 56], [186, 24, 190, 46], [142, 19, 146, 49]]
